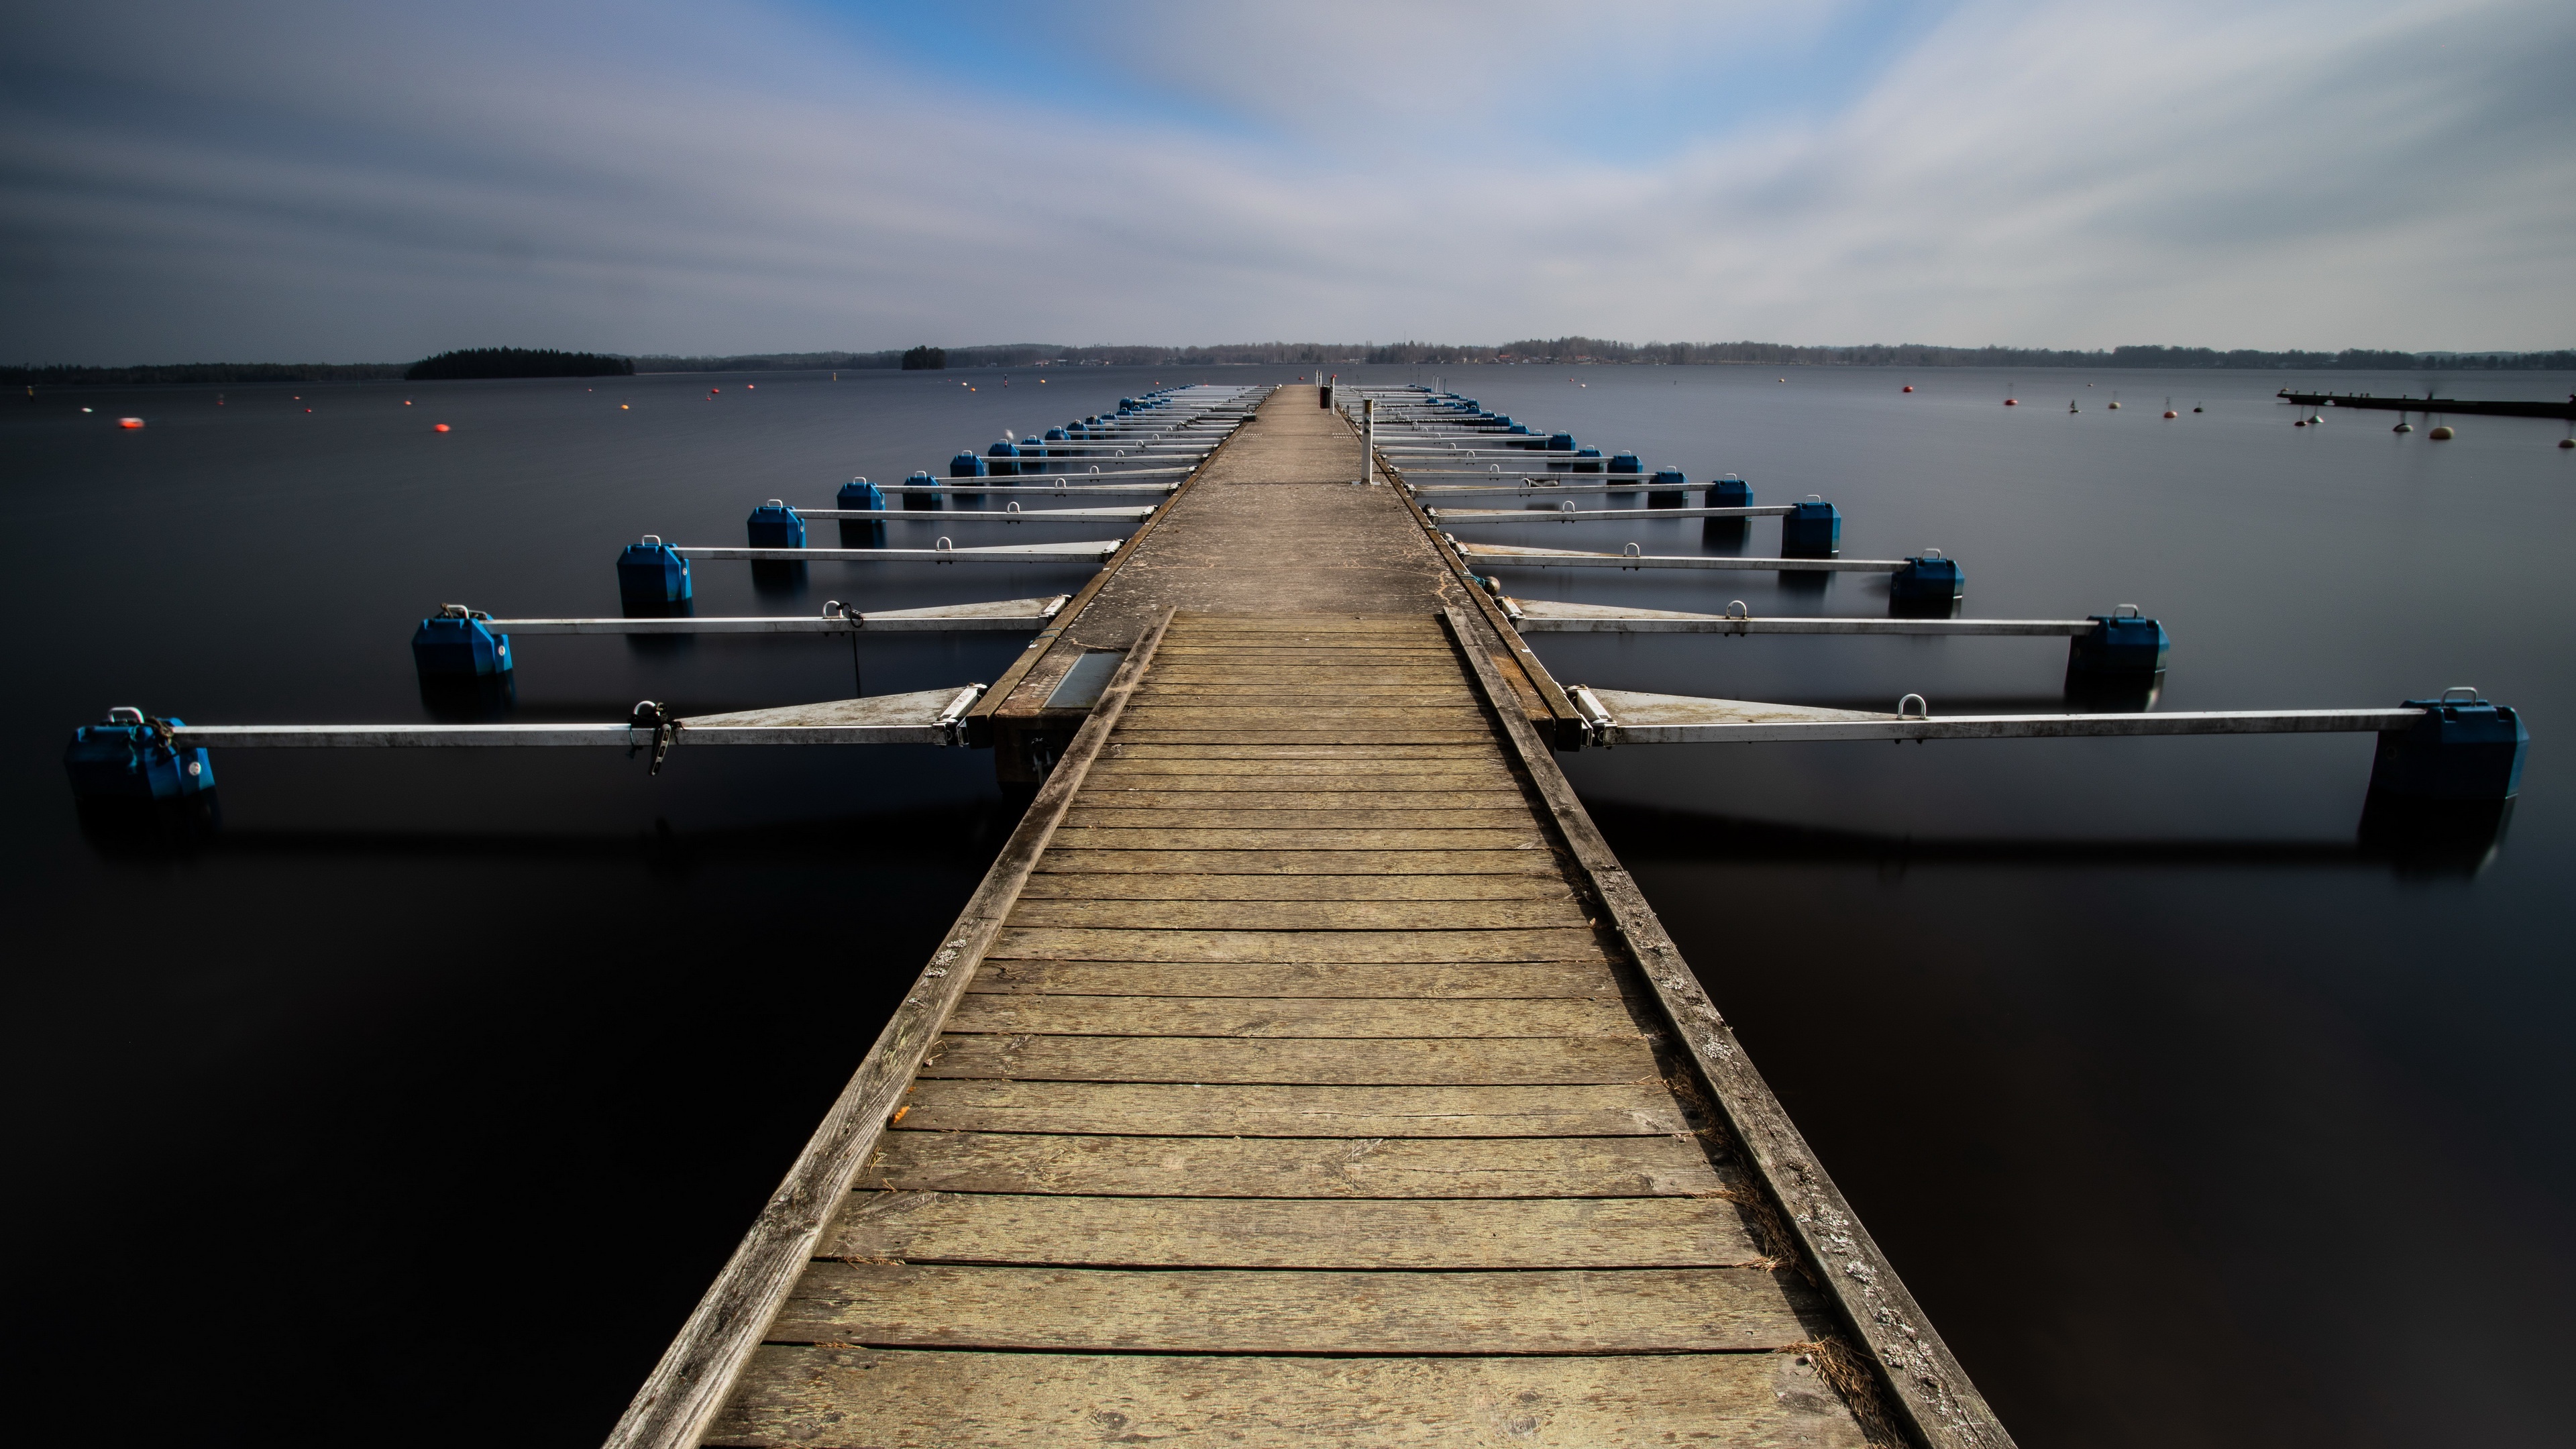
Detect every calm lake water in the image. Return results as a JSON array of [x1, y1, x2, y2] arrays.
[[5, 364, 2571, 1446]]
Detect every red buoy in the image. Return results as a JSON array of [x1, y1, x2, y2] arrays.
[[434, 423, 451, 433], [1901, 384, 1914, 392], [2003, 398, 2017, 406], [117, 417, 144, 429], [2163, 410, 2179, 419]]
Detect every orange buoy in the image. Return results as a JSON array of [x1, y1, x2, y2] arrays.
[[117, 417, 144, 429], [621, 404, 630, 410], [2430, 425, 2455, 440], [433, 423, 451, 433], [1901, 384, 1913, 392]]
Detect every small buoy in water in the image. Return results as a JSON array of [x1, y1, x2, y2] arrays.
[[621, 403, 630, 410], [81, 407, 93, 413], [2069, 401, 2079, 413], [2004, 398, 2017, 406], [2559, 437, 2573, 449], [746, 384, 754, 389], [2294, 419, 2306, 427], [2108, 400, 2121, 410], [434, 423, 451, 433], [2394, 421, 2412, 433], [2163, 410, 2178, 419], [117, 417, 144, 429], [2430, 425, 2455, 440], [2192, 405, 2204, 413], [1901, 384, 1913, 392]]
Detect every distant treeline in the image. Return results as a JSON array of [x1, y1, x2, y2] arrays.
[[637, 339, 2576, 372], [0, 361, 407, 386], [405, 347, 633, 380], [14, 339, 2571, 389]]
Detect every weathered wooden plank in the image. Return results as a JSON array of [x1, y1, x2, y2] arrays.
[[1123, 701, 1494, 716], [944, 994, 1641, 1039], [1081, 770, 1520, 790], [1043, 826, 1547, 851], [1034, 849, 1563, 875], [1441, 607, 2010, 1449], [601, 610, 1180, 1449], [1071, 789, 1526, 807], [988, 926, 1602, 963], [967, 959, 1621, 998], [1132, 688, 1479, 705], [711, 1346, 1872, 1449], [917, 1034, 1658, 1085], [1061, 806, 1542, 830], [1110, 732, 1503, 747], [1099, 743, 1499, 759], [892, 1079, 1686, 1136], [1016, 873, 1576, 901], [1004, 897, 1586, 930], [825, 1191, 1756, 1267], [874, 1129, 1721, 1198], [767, 1262, 1827, 1354]]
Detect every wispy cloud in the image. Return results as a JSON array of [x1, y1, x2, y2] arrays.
[[1, 0, 2567, 362]]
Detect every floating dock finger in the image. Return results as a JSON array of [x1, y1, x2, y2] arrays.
[[167, 686, 986, 749], [1454, 541, 1909, 573]]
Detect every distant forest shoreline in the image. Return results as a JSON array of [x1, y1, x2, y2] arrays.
[[9, 338, 2571, 386]]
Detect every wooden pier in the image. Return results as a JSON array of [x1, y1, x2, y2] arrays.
[[610, 388, 2009, 1448]]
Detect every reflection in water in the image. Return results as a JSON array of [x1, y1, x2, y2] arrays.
[[2063, 669, 2164, 713], [1589, 796, 2510, 877], [749, 559, 808, 601], [2355, 791, 2516, 876], [416, 672, 516, 722], [1702, 517, 1748, 553], [72, 792, 224, 857]]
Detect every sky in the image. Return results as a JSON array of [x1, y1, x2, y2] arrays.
[[2, 0, 2570, 364]]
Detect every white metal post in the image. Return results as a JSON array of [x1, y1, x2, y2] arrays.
[[1362, 396, 1375, 485]]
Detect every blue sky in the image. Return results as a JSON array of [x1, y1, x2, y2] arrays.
[[3, 1, 2569, 362]]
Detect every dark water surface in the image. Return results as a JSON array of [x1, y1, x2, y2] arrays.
[[5, 366, 2569, 1446]]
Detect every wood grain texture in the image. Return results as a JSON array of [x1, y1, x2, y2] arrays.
[[1035, 848, 1565, 875], [824, 1191, 1760, 1267], [892, 1079, 1690, 1136], [1043, 826, 1549, 851], [1441, 607, 2012, 1449], [710, 1346, 1872, 1448], [965, 959, 1621, 998], [598, 611, 1179, 1449], [871, 1130, 1725, 1197], [943, 994, 1642, 1039], [1071, 788, 1527, 808], [916, 1034, 1662, 1085], [1061, 806, 1544, 829], [988, 926, 1602, 963], [1003, 897, 1586, 930], [766, 1262, 1831, 1354], [1014, 872, 1577, 901]]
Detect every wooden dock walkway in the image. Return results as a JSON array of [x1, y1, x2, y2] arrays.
[[613, 388, 2009, 1449]]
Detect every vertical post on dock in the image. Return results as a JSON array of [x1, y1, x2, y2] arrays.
[[1362, 396, 1376, 485]]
